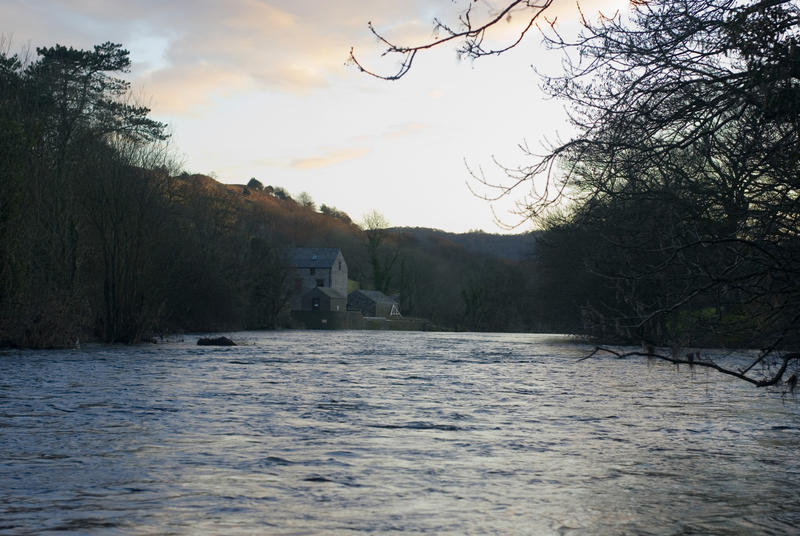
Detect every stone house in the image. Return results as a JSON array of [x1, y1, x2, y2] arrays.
[[287, 248, 348, 311], [348, 289, 401, 318], [301, 286, 347, 312]]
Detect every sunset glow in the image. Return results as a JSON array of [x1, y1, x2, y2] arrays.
[[2, 0, 631, 232]]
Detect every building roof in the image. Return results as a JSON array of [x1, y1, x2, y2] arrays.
[[287, 247, 341, 269], [349, 289, 398, 305], [304, 286, 346, 300]]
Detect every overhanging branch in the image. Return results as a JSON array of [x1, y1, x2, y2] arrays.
[[349, 0, 554, 80], [581, 346, 800, 388]]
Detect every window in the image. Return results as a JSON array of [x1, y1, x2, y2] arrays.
[[312, 298, 320, 310], [310, 268, 316, 275], [316, 279, 325, 287], [338, 261, 342, 270]]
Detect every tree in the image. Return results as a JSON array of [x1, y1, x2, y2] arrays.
[[271, 186, 291, 201], [0, 42, 168, 346], [297, 191, 316, 210], [528, 216, 609, 335], [354, 0, 800, 387], [533, 0, 800, 387], [360, 210, 400, 294], [80, 138, 175, 343], [349, 0, 554, 80], [247, 177, 264, 191], [246, 238, 292, 329], [320, 204, 353, 224]]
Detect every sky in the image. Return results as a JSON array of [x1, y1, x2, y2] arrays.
[[2, 0, 629, 233]]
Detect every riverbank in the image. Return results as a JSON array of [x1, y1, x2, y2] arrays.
[[290, 310, 441, 331]]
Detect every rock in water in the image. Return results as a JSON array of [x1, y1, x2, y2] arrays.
[[197, 336, 236, 346]]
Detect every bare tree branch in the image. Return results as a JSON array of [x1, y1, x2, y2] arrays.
[[582, 346, 800, 388], [349, 1, 554, 80]]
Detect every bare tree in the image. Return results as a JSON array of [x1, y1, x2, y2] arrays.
[[297, 191, 317, 210], [360, 210, 400, 294], [0, 42, 169, 346], [349, 0, 554, 80], [80, 137, 175, 343], [531, 0, 800, 387]]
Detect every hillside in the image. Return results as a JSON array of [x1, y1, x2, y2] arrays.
[[204, 177, 543, 332], [390, 227, 537, 262]]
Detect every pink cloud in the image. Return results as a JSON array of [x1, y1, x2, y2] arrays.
[[289, 147, 372, 170]]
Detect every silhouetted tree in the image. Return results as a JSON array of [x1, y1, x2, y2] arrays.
[[80, 139, 175, 343], [320, 204, 353, 224], [0, 42, 168, 346], [361, 210, 400, 294], [246, 238, 292, 329], [247, 177, 264, 191], [272, 186, 291, 201], [531, 0, 800, 385], [355, 0, 800, 386], [349, 0, 554, 80], [296, 191, 316, 211]]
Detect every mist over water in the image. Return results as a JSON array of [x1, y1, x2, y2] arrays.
[[1, 331, 799, 534]]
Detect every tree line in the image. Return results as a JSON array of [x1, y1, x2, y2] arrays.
[[0, 43, 301, 346], [1, 42, 171, 346], [0, 42, 542, 347]]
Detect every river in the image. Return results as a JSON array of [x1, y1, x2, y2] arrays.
[[1, 331, 798, 534]]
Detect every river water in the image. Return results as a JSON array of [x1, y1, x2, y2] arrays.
[[1, 331, 799, 535]]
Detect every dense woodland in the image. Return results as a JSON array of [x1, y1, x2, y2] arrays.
[[0, 42, 546, 347]]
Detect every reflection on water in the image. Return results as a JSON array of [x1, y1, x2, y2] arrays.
[[1, 331, 799, 534]]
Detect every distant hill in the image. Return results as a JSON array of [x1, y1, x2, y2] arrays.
[[390, 227, 538, 262], [190, 179, 538, 263]]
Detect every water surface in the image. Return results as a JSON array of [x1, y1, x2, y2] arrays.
[[1, 331, 798, 534]]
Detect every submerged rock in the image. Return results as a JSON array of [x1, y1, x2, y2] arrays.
[[197, 336, 236, 346]]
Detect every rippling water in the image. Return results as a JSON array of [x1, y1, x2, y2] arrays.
[[1, 331, 799, 535]]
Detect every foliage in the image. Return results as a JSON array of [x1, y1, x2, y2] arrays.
[[246, 237, 292, 329], [247, 177, 264, 191], [0, 43, 294, 345], [271, 186, 291, 201], [320, 204, 352, 224], [296, 191, 316, 210]]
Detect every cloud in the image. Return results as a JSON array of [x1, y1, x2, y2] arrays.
[[138, 63, 253, 114], [289, 147, 372, 170], [382, 122, 428, 139], [3, 1, 382, 113], [133, 1, 440, 109], [5, 0, 631, 118]]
